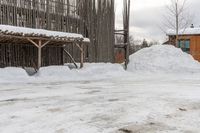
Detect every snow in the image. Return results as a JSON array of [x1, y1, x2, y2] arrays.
[[0, 63, 126, 83], [127, 45, 200, 73], [0, 25, 83, 38], [83, 38, 90, 43], [167, 27, 200, 35], [0, 67, 29, 83], [36, 63, 126, 82], [1, 45, 200, 133], [0, 72, 200, 133]]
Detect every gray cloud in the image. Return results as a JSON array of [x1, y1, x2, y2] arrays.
[[130, 6, 165, 41]]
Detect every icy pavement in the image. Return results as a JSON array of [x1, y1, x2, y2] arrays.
[[0, 74, 200, 133]]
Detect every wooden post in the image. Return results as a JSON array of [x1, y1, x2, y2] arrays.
[[75, 42, 84, 68], [124, 44, 129, 70], [27, 38, 50, 70], [38, 40, 42, 69], [80, 43, 84, 68]]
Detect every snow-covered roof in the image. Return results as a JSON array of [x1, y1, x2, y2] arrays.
[[0, 25, 90, 43], [0, 26, 91, 48], [0, 25, 83, 38], [167, 27, 200, 36]]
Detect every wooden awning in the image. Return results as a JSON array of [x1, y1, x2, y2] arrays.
[[0, 25, 89, 45], [0, 25, 90, 70]]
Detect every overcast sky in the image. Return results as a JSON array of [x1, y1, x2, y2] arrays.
[[115, 0, 200, 43]]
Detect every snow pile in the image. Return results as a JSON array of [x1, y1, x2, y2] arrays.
[[0, 63, 126, 83], [36, 66, 74, 78], [78, 63, 126, 78], [0, 67, 29, 83], [35, 63, 126, 82], [1, 44, 200, 84], [128, 45, 200, 73]]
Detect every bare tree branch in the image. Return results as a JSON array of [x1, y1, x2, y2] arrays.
[[161, 0, 193, 46]]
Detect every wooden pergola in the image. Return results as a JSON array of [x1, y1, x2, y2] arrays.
[[0, 26, 89, 70]]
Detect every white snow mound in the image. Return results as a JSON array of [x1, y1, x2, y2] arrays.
[[79, 63, 126, 77], [36, 63, 126, 81], [0, 67, 29, 83], [36, 66, 73, 77], [0, 63, 126, 83], [127, 45, 200, 73]]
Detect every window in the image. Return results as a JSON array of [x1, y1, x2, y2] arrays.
[[178, 40, 190, 53]]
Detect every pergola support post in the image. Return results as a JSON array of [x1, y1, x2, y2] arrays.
[[27, 38, 50, 70], [38, 40, 42, 69], [75, 42, 84, 68], [80, 43, 84, 68]]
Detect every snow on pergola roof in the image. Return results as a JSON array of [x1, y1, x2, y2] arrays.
[[0, 25, 90, 43], [0, 25, 82, 38], [167, 27, 200, 36], [0, 25, 88, 69]]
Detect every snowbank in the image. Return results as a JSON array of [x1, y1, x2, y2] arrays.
[[0, 63, 126, 83], [36, 66, 73, 78], [78, 63, 126, 78], [127, 45, 200, 73], [36, 63, 126, 82], [0, 67, 29, 83], [1, 45, 200, 84]]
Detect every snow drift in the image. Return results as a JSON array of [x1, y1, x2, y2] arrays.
[[127, 45, 200, 73], [36, 66, 73, 78], [0, 63, 126, 83], [36, 63, 126, 81], [0, 67, 29, 83], [1, 45, 200, 83]]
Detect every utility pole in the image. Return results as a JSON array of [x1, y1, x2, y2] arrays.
[[175, 1, 179, 47], [114, 0, 131, 70]]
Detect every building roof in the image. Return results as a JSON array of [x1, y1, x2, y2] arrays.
[[167, 27, 200, 36]]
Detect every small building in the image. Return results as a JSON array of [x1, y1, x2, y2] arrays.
[[166, 27, 200, 62], [0, 0, 115, 67], [0, 25, 88, 70]]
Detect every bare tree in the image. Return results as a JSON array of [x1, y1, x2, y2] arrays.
[[162, 0, 193, 46]]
